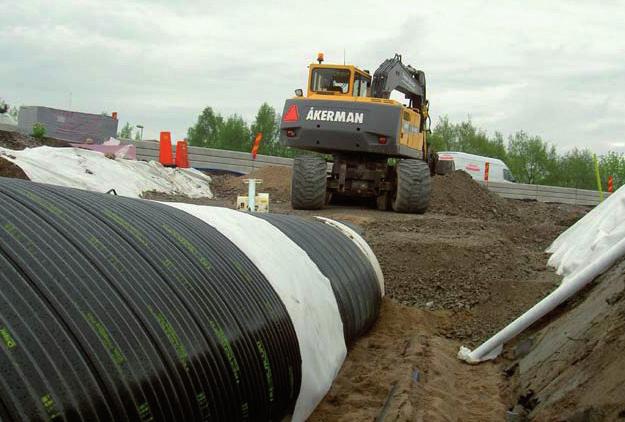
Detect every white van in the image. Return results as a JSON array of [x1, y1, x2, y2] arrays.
[[437, 151, 516, 183]]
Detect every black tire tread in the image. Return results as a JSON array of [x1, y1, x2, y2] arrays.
[[392, 159, 431, 214], [291, 155, 327, 210]]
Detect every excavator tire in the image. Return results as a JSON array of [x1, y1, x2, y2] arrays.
[[392, 159, 431, 214], [291, 155, 327, 210]]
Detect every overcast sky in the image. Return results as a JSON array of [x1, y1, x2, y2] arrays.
[[1, 0, 624, 153]]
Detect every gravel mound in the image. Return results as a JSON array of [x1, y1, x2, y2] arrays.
[[430, 170, 515, 219]]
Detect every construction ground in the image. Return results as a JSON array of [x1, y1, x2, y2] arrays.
[[2, 131, 624, 421]]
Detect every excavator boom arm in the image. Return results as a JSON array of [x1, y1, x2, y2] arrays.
[[371, 54, 426, 108]]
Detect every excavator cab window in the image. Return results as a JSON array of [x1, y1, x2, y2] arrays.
[[310, 68, 351, 94], [353, 74, 370, 97]]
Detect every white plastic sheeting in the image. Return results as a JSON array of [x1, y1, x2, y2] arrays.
[[459, 184, 625, 363], [0, 112, 17, 126], [0, 146, 212, 199], [547, 184, 625, 281], [158, 203, 347, 422]]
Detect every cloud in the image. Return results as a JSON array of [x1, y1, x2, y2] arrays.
[[1, 0, 624, 153]]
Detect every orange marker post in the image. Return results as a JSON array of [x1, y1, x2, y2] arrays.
[[175, 140, 190, 168], [484, 162, 490, 185], [251, 133, 263, 160], [608, 176, 614, 193], [159, 131, 174, 167]]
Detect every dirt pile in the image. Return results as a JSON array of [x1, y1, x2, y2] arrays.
[[430, 170, 515, 220], [211, 165, 292, 203], [0, 129, 70, 150], [0, 156, 29, 180]]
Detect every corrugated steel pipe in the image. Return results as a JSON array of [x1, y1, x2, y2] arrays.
[[0, 177, 383, 422]]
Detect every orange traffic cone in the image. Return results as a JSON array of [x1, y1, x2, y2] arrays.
[[159, 132, 174, 167], [175, 140, 190, 168]]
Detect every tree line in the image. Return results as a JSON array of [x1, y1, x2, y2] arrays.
[[186, 104, 624, 191], [428, 116, 624, 191], [187, 103, 294, 158], [117, 122, 142, 141]]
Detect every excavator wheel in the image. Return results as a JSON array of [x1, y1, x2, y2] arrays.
[[392, 159, 431, 214], [291, 155, 327, 210]]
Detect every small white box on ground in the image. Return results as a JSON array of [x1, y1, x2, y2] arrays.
[[236, 193, 270, 213]]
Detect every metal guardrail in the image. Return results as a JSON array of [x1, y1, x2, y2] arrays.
[[135, 141, 608, 206], [480, 181, 609, 206], [135, 140, 292, 174]]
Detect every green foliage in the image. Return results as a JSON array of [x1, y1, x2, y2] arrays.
[[600, 152, 625, 190], [187, 104, 296, 157], [506, 131, 557, 184], [219, 115, 251, 152], [250, 103, 295, 158], [428, 116, 506, 160], [31, 122, 46, 139], [428, 115, 625, 190], [250, 103, 279, 155], [118, 122, 133, 139], [554, 148, 596, 189], [187, 107, 224, 148]]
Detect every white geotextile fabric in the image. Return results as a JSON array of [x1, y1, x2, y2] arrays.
[[547, 183, 625, 282], [158, 203, 347, 422], [0, 113, 17, 125], [0, 146, 212, 199]]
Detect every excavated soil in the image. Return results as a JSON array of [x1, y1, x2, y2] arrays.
[[210, 165, 292, 204], [0, 129, 71, 150], [0, 156, 29, 180], [429, 170, 514, 220]]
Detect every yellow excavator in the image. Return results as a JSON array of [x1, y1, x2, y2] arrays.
[[280, 53, 434, 213]]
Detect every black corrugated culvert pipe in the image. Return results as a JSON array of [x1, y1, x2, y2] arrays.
[[0, 177, 383, 421]]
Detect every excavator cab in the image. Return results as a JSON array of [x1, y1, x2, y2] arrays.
[[307, 65, 371, 97]]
